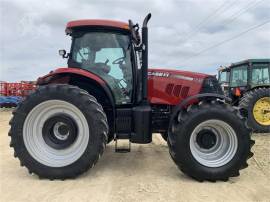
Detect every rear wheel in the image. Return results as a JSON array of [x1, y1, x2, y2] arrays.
[[9, 84, 108, 179], [239, 88, 270, 133], [168, 101, 254, 182]]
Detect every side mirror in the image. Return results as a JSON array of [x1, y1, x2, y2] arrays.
[[59, 49, 69, 58]]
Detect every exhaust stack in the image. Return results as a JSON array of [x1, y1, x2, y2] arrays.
[[141, 13, 151, 103]]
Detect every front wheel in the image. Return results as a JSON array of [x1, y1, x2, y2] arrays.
[[168, 101, 254, 182], [9, 84, 108, 179]]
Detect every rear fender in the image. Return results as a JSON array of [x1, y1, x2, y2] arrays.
[[37, 68, 114, 103], [37, 68, 105, 85], [37, 68, 116, 134]]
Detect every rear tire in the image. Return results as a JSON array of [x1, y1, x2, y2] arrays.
[[168, 101, 254, 182], [9, 84, 108, 179], [239, 88, 270, 133]]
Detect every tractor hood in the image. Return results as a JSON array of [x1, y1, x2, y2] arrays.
[[148, 68, 215, 105], [148, 68, 210, 81], [37, 67, 219, 106]]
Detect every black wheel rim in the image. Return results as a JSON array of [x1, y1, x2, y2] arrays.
[[42, 114, 78, 150], [196, 129, 217, 149]]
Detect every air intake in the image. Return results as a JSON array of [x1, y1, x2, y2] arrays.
[[165, 83, 174, 95], [165, 84, 190, 98]]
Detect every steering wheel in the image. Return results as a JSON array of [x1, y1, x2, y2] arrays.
[[112, 57, 125, 65]]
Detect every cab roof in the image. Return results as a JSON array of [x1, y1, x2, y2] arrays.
[[66, 19, 129, 33], [230, 59, 270, 67]]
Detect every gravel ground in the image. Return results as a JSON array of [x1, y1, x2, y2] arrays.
[[0, 109, 270, 202]]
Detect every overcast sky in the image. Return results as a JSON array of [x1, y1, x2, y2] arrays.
[[0, 0, 270, 81]]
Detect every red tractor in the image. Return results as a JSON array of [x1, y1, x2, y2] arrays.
[[9, 14, 254, 182]]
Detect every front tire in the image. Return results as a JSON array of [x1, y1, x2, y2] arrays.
[[9, 84, 108, 179], [168, 101, 254, 182]]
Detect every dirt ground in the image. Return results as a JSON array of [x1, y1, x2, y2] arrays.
[[0, 109, 270, 202]]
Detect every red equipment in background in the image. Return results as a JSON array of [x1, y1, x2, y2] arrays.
[[0, 81, 36, 97]]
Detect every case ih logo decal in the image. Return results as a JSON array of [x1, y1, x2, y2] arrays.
[[148, 72, 170, 77], [148, 71, 203, 83]]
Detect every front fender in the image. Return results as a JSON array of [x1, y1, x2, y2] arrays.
[[169, 93, 232, 129]]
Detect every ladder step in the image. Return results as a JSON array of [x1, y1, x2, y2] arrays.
[[115, 137, 131, 153], [115, 133, 130, 139]]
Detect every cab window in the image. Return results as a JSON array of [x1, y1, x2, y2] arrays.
[[219, 71, 229, 83], [230, 65, 248, 87], [71, 32, 133, 105], [251, 64, 270, 85]]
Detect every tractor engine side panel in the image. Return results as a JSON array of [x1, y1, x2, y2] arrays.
[[147, 69, 207, 105]]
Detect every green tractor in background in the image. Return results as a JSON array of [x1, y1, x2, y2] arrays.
[[218, 59, 270, 133]]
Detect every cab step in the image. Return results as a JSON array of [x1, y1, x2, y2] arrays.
[[114, 133, 131, 153]]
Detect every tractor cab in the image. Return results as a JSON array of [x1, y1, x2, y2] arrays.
[[227, 59, 270, 102], [62, 20, 138, 105], [57, 15, 152, 147]]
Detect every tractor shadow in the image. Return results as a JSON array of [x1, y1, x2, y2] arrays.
[[80, 142, 195, 183]]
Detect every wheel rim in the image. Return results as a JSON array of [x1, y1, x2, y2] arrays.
[[190, 120, 238, 167], [23, 100, 89, 167], [253, 97, 270, 126]]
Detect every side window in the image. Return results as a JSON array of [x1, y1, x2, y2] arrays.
[[230, 65, 248, 87], [251, 64, 270, 85], [75, 48, 90, 63], [94, 48, 133, 104], [70, 32, 133, 105], [95, 48, 124, 80], [72, 36, 91, 64]]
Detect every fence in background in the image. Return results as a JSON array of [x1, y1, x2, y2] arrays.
[[0, 82, 36, 97], [0, 82, 36, 108]]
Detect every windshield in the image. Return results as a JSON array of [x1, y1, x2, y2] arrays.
[[230, 65, 248, 87], [70, 32, 133, 104], [218, 70, 230, 83]]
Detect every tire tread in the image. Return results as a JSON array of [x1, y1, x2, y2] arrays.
[[9, 84, 108, 180]]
